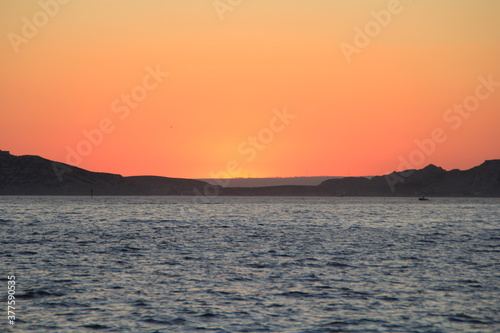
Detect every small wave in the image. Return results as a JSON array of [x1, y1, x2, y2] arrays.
[[119, 219, 158, 223], [447, 313, 488, 324], [41, 301, 90, 308], [158, 219, 180, 223], [182, 256, 199, 261], [55, 311, 80, 316], [141, 316, 187, 325], [266, 303, 285, 308], [52, 279, 74, 284], [132, 299, 149, 307], [80, 324, 110, 330], [76, 241, 94, 246], [322, 318, 388, 327], [16, 289, 65, 299], [417, 239, 436, 243], [457, 279, 479, 284], [280, 260, 321, 268], [17, 250, 38, 255], [340, 289, 372, 299], [326, 261, 351, 267], [469, 248, 500, 253], [198, 312, 219, 318], [376, 296, 399, 302], [314, 285, 333, 290], [247, 263, 276, 269], [276, 291, 317, 298], [110, 246, 142, 252], [227, 276, 253, 282], [400, 255, 423, 261]]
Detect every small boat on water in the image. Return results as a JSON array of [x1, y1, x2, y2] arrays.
[[418, 196, 429, 201]]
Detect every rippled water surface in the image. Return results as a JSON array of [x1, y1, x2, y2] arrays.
[[1, 196, 499, 332]]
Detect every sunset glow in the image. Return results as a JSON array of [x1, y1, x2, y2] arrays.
[[1, 0, 499, 178]]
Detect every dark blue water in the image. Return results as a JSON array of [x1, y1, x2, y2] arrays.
[[1, 196, 499, 332]]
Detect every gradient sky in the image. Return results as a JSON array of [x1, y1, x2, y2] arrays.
[[1, 0, 499, 179]]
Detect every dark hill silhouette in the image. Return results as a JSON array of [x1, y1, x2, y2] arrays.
[[219, 160, 500, 197], [317, 161, 500, 197], [0, 150, 210, 195], [1, 150, 499, 196]]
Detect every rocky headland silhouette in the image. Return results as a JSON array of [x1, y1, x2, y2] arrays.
[[1, 150, 499, 197]]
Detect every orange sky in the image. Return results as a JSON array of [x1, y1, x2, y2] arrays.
[[1, 0, 499, 178]]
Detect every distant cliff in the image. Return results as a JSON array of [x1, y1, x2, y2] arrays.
[[317, 161, 500, 197], [1, 150, 499, 196], [0, 150, 211, 195], [220, 161, 500, 197]]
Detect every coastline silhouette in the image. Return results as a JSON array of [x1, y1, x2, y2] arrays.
[[0, 150, 499, 197]]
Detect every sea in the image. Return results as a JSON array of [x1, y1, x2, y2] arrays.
[[1, 196, 499, 333]]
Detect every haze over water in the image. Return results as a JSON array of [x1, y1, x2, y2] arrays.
[[1, 196, 499, 332]]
